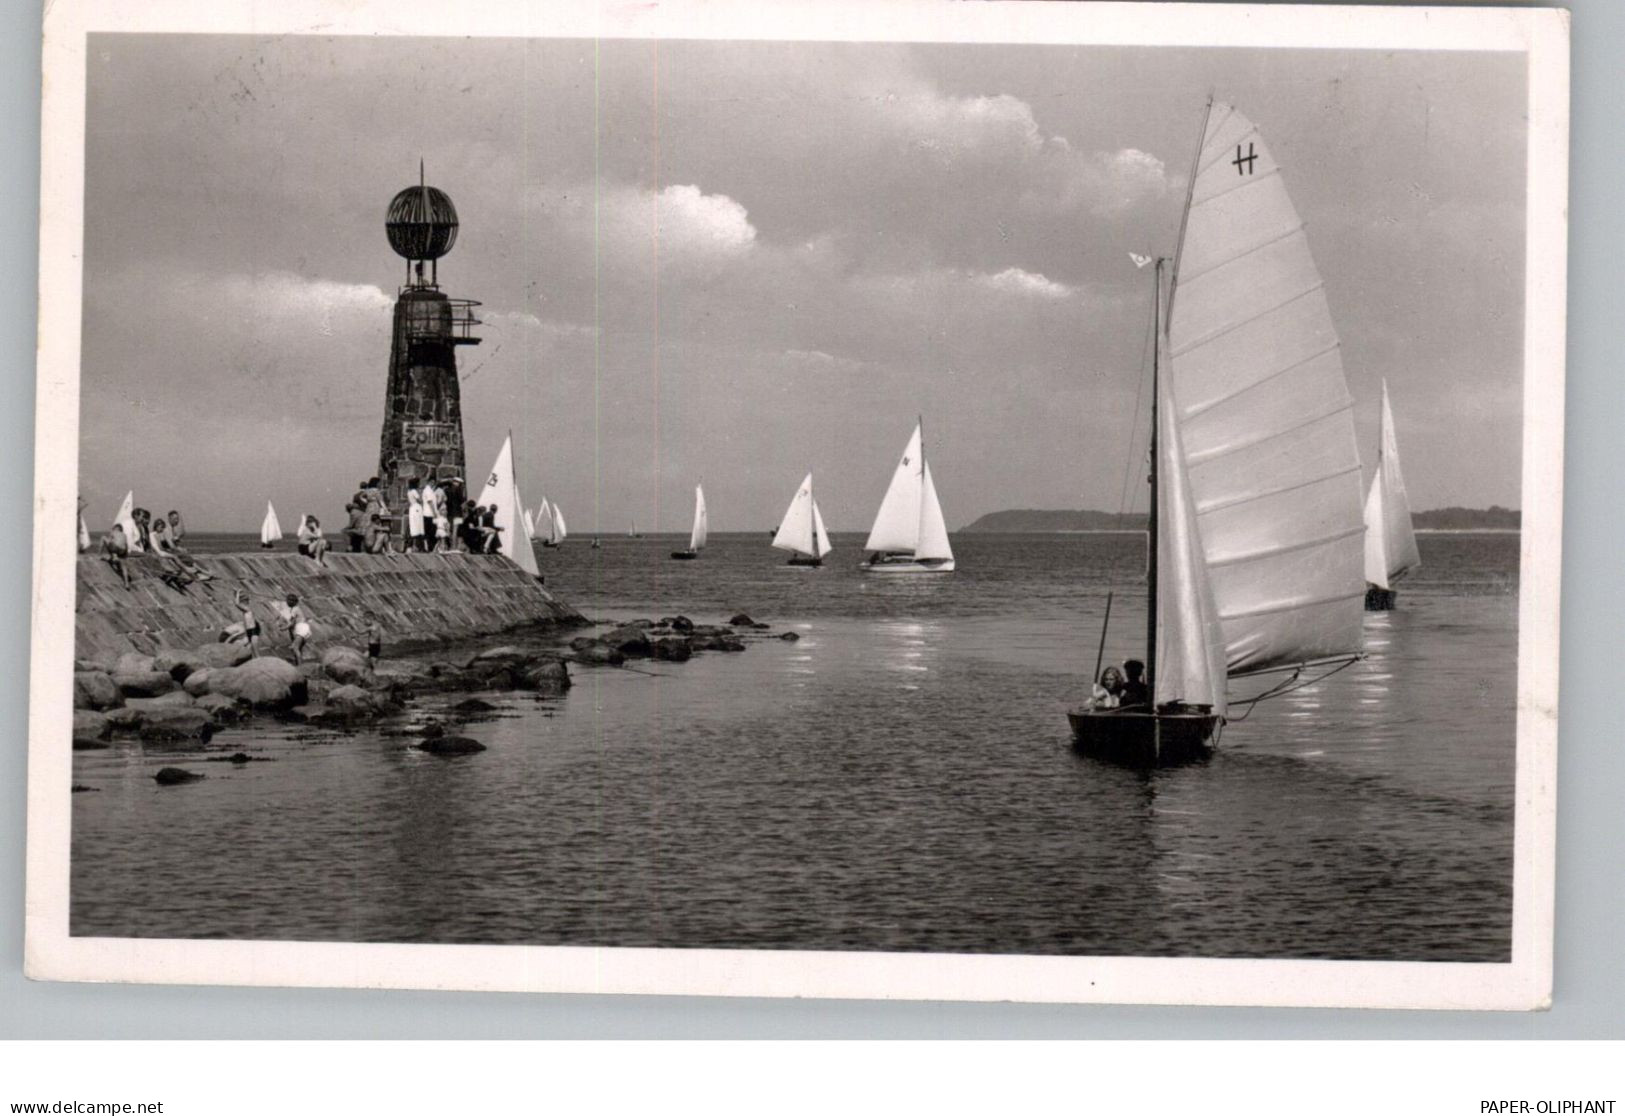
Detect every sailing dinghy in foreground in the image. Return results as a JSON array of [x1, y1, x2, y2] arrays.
[[1068, 101, 1367, 767], [771, 473, 833, 567], [672, 484, 708, 560], [1362, 379, 1421, 610], [861, 420, 955, 573]]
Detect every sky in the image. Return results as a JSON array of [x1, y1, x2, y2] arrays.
[[78, 34, 1527, 533]]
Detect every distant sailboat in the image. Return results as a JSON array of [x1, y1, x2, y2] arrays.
[[671, 484, 708, 560], [1068, 101, 1367, 767], [551, 504, 568, 545], [534, 498, 561, 547], [628, 519, 642, 538], [861, 419, 955, 573], [259, 502, 283, 549], [475, 432, 541, 577], [113, 491, 141, 552], [772, 473, 832, 568], [1362, 379, 1421, 611]]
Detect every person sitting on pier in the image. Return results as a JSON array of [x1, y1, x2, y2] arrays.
[[150, 517, 216, 585], [98, 522, 132, 589], [130, 507, 153, 552], [480, 505, 503, 555], [344, 502, 367, 553], [1119, 659, 1150, 709], [297, 514, 330, 567], [1088, 665, 1125, 710], [166, 509, 186, 546]]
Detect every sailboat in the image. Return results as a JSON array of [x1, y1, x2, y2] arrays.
[[671, 484, 708, 560], [112, 491, 141, 553], [259, 502, 283, 549], [551, 503, 568, 545], [1068, 101, 1367, 768], [475, 432, 541, 577], [628, 520, 642, 538], [534, 499, 561, 548], [771, 472, 833, 568], [1362, 379, 1421, 610], [861, 419, 954, 573], [522, 505, 537, 543]]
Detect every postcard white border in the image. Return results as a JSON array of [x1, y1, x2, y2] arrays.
[[26, 0, 1568, 1010]]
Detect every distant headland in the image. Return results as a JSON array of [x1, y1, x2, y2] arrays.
[[961, 506, 1522, 532]]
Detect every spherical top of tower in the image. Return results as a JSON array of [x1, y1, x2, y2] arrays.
[[386, 182, 459, 262]]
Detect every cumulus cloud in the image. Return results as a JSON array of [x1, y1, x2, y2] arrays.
[[974, 267, 1075, 300], [590, 182, 759, 268]]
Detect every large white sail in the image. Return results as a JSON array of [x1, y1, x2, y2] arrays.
[[1168, 102, 1366, 676], [917, 462, 953, 561], [1155, 362, 1229, 715], [1363, 379, 1421, 588], [552, 505, 568, 542], [864, 425, 925, 553], [812, 500, 833, 558], [773, 474, 818, 557], [475, 434, 540, 576], [260, 502, 282, 546], [114, 491, 142, 552], [522, 506, 537, 541], [690, 484, 709, 552]]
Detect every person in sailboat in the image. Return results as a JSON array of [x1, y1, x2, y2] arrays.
[[1119, 660, 1150, 710], [98, 522, 133, 588], [1087, 666, 1125, 710]]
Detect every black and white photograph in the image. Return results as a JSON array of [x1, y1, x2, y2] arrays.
[[25, 0, 1567, 1008]]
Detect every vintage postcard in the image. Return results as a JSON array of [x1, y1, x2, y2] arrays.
[[26, 0, 1568, 1008]]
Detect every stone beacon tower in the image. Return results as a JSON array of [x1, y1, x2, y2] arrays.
[[378, 163, 481, 515]]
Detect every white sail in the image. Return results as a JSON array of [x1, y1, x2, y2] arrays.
[[553, 505, 568, 541], [1363, 379, 1421, 587], [260, 502, 282, 546], [475, 434, 540, 576], [864, 425, 925, 553], [1155, 363, 1229, 715], [689, 484, 709, 552], [531, 502, 551, 541], [112, 491, 141, 552], [812, 500, 833, 558], [916, 462, 953, 561], [522, 506, 536, 540], [772, 473, 818, 557], [1168, 102, 1366, 676]]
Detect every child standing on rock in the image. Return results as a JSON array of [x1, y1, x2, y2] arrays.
[[366, 614, 384, 667], [224, 588, 262, 658], [278, 594, 311, 665]]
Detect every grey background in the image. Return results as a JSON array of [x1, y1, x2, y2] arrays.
[[2, 0, 1618, 1037]]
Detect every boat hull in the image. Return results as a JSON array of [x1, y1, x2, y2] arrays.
[[1364, 584, 1397, 611], [863, 556, 955, 573], [670, 550, 699, 560], [785, 555, 823, 568], [1067, 708, 1220, 768], [540, 542, 562, 549]]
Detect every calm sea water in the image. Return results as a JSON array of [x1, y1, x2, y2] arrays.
[[71, 532, 1518, 960]]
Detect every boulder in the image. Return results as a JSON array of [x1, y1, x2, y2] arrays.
[[694, 634, 746, 653], [153, 767, 205, 786], [464, 645, 529, 668], [670, 615, 695, 634], [123, 692, 196, 712], [115, 651, 156, 676], [197, 642, 253, 670], [327, 684, 382, 715], [651, 638, 693, 663], [152, 649, 209, 682], [182, 669, 213, 697], [420, 719, 446, 740], [415, 736, 486, 757], [303, 678, 334, 706], [518, 660, 571, 693], [210, 657, 307, 709], [601, 625, 652, 657], [103, 706, 146, 732], [73, 671, 123, 711], [72, 710, 110, 748], [195, 693, 248, 724], [750, 622, 771, 631], [114, 671, 176, 699], [136, 708, 215, 744], [779, 631, 801, 641], [453, 698, 498, 713], [571, 641, 625, 667], [628, 619, 655, 629], [728, 612, 755, 627], [321, 646, 373, 686]]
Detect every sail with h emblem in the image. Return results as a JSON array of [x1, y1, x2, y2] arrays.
[[1068, 101, 1366, 767], [861, 420, 955, 573], [474, 433, 539, 576]]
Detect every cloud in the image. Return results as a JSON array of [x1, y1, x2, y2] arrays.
[[211, 271, 393, 320], [973, 267, 1075, 300], [591, 183, 759, 269]]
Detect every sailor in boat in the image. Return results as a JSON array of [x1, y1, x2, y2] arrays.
[[1119, 660, 1149, 708], [1086, 666, 1125, 710]]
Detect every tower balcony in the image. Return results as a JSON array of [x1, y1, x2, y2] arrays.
[[400, 297, 482, 346]]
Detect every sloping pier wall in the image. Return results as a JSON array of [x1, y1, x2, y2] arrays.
[[75, 552, 585, 664]]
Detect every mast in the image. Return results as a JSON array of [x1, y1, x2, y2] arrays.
[[917, 414, 925, 555], [1146, 258, 1161, 708], [807, 471, 816, 558]]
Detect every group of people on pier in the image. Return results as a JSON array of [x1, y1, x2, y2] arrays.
[[84, 501, 214, 591], [336, 476, 506, 558]]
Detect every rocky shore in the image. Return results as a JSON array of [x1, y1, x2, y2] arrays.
[[71, 611, 794, 781]]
